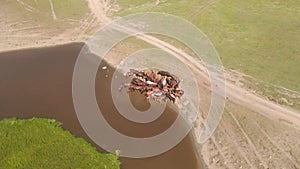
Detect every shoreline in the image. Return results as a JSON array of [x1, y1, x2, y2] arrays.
[[0, 40, 87, 54]]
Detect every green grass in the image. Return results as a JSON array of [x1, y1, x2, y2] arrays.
[[21, 0, 89, 20], [114, 0, 300, 93], [22, 0, 52, 13], [8, 0, 90, 30], [5, 0, 90, 38], [196, 0, 300, 92], [117, 0, 150, 9], [51, 0, 89, 19], [0, 118, 120, 169]]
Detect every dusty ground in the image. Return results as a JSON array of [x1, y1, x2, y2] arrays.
[[1, 1, 300, 169], [0, 0, 107, 52]]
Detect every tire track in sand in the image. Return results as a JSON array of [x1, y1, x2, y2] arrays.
[[210, 136, 235, 169], [49, 0, 57, 20], [220, 123, 256, 169], [227, 111, 268, 168], [254, 122, 300, 168]]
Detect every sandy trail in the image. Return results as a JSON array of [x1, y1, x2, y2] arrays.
[[49, 0, 57, 20], [86, 0, 111, 24], [107, 23, 300, 131]]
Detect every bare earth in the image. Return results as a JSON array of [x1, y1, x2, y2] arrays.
[[1, 1, 299, 169]]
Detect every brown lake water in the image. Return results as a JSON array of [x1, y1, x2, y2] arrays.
[[0, 43, 201, 169]]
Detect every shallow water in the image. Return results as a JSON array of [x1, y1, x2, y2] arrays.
[[0, 43, 201, 169]]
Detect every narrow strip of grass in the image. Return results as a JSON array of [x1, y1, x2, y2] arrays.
[[0, 118, 120, 169]]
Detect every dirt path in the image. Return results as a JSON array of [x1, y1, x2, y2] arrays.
[[85, 0, 111, 24], [227, 81, 300, 130], [49, 0, 57, 20], [108, 23, 300, 131]]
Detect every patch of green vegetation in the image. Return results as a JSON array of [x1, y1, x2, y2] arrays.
[[114, 0, 300, 93], [22, 0, 51, 13], [117, 0, 150, 9], [5, 0, 90, 38], [52, 0, 89, 19], [0, 118, 120, 169], [116, 0, 202, 17], [196, 0, 300, 92], [20, 0, 89, 20]]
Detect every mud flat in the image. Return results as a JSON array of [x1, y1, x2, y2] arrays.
[[0, 43, 202, 169]]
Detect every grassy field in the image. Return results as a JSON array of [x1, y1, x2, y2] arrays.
[[114, 0, 300, 96], [51, 0, 89, 19], [4, 0, 90, 36], [21, 0, 89, 20], [0, 118, 120, 169]]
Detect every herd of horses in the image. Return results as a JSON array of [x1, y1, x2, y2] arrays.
[[125, 69, 184, 103]]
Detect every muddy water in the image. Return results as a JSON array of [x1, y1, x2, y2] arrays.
[[0, 43, 201, 169]]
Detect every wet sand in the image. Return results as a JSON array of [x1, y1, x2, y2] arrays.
[[0, 43, 201, 169]]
